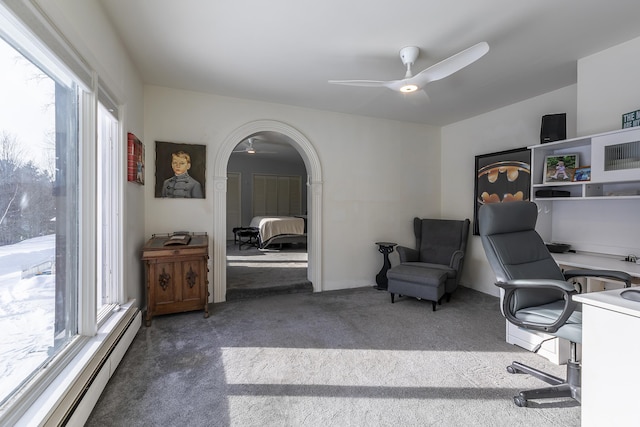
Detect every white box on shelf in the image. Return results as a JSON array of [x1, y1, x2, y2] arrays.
[[591, 127, 640, 183]]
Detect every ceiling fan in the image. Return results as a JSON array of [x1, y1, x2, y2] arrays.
[[232, 138, 278, 155], [328, 42, 489, 96]]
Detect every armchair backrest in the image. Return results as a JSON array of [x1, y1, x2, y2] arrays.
[[478, 201, 566, 309], [414, 218, 470, 265]]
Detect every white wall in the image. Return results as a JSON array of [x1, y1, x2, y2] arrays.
[[37, 0, 146, 305], [577, 36, 640, 136], [442, 85, 578, 296], [144, 86, 441, 298]]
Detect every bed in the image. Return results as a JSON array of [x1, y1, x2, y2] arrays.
[[249, 215, 307, 249]]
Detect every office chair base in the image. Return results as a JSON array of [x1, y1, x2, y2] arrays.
[[507, 360, 581, 407]]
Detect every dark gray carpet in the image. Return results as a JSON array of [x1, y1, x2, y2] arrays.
[[86, 286, 580, 426], [226, 241, 312, 300]]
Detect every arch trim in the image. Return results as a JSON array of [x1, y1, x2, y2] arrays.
[[212, 120, 323, 302]]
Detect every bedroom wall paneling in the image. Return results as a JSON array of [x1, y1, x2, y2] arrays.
[[228, 148, 307, 226], [252, 174, 302, 217]]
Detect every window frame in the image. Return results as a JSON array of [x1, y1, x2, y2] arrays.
[[96, 99, 124, 325], [0, 2, 126, 422]]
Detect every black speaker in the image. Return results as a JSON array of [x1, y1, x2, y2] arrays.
[[540, 113, 566, 144]]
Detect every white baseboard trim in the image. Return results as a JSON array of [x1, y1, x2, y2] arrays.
[[13, 301, 141, 427], [65, 310, 141, 426]]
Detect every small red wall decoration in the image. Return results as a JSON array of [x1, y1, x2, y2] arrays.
[[127, 133, 144, 184]]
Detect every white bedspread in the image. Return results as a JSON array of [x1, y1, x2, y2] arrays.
[[249, 216, 305, 243]]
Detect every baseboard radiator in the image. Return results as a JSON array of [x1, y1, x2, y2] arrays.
[[46, 306, 142, 426]]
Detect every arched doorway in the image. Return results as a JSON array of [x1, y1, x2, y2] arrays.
[[212, 120, 323, 302]]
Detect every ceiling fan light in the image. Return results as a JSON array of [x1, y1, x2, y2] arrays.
[[400, 84, 418, 93]]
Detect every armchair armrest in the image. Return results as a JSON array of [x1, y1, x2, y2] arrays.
[[496, 279, 579, 334], [449, 249, 464, 269], [563, 269, 631, 288], [397, 246, 419, 263]]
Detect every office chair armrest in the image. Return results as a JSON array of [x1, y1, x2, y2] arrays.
[[563, 269, 631, 288], [449, 249, 464, 269], [497, 279, 577, 292], [496, 279, 579, 334], [397, 246, 419, 263]]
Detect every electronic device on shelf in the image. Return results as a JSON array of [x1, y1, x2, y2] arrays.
[[535, 189, 571, 198]]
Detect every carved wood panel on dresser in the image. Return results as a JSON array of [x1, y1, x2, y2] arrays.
[[141, 233, 209, 326]]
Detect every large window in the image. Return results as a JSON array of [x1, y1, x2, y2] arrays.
[[0, 31, 80, 406], [0, 3, 122, 415]]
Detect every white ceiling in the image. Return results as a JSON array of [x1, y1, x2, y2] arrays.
[[98, 0, 640, 128]]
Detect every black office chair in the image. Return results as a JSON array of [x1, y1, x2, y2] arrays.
[[478, 201, 630, 407]]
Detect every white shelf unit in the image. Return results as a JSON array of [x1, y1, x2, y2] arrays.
[[508, 127, 640, 364], [529, 127, 640, 201]]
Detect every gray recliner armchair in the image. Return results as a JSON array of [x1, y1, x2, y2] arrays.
[[387, 217, 470, 311], [478, 201, 631, 407]]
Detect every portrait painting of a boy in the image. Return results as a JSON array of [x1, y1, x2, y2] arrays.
[[155, 141, 206, 199]]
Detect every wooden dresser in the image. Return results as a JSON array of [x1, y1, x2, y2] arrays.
[[141, 233, 209, 326]]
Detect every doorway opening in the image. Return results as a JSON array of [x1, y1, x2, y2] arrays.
[[225, 133, 310, 299], [212, 120, 322, 302]]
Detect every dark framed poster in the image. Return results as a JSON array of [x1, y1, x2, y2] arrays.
[[473, 147, 531, 235], [155, 141, 206, 198]]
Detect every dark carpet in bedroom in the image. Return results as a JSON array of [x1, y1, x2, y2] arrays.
[[225, 240, 312, 300]]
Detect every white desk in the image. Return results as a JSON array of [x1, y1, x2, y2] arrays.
[[560, 253, 640, 425], [575, 288, 640, 426], [553, 252, 640, 289]]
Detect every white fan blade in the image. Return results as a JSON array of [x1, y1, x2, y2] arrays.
[[412, 42, 489, 87], [328, 79, 388, 88]]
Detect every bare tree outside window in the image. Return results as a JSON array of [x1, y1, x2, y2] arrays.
[[0, 131, 55, 245]]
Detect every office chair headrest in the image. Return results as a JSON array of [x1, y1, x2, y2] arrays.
[[478, 201, 538, 236]]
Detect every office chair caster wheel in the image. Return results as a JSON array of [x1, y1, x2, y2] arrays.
[[506, 365, 518, 374], [513, 396, 528, 407]]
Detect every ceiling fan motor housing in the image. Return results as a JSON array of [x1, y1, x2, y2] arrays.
[[400, 46, 419, 65]]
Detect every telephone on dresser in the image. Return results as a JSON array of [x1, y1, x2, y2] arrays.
[[163, 231, 191, 246]]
